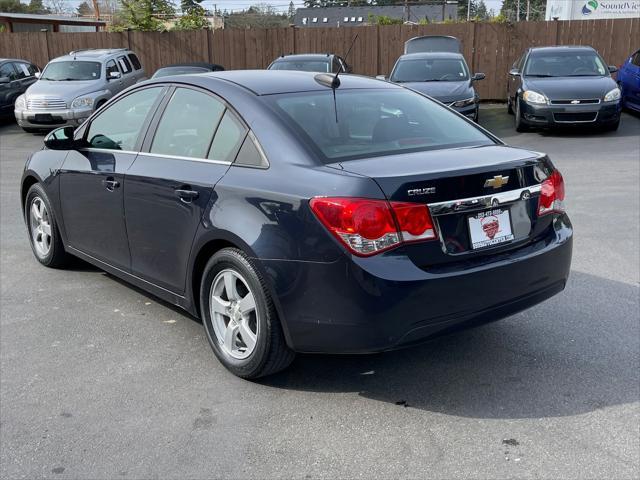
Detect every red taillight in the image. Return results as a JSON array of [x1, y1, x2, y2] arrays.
[[310, 197, 437, 256], [538, 170, 566, 216]]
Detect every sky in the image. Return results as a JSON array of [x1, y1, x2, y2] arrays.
[[202, 0, 505, 14]]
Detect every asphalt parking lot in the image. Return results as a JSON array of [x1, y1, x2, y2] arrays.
[[1, 106, 639, 479]]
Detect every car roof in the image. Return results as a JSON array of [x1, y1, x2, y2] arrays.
[[398, 52, 464, 60], [158, 62, 223, 71], [0, 58, 30, 63], [273, 54, 334, 62], [149, 70, 399, 96], [529, 46, 596, 54], [51, 48, 132, 62]]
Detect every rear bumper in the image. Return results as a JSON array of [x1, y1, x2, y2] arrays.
[[14, 107, 91, 129], [520, 100, 621, 127], [264, 214, 572, 354]]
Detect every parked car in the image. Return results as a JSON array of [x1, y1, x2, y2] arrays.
[[151, 62, 225, 79], [507, 45, 621, 131], [21, 71, 572, 379], [14, 48, 145, 133], [381, 36, 485, 122], [0, 58, 39, 117], [617, 49, 640, 113], [268, 54, 351, 74]]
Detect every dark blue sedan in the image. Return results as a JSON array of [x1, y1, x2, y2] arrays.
[[20, 71, 573, 378], [617, 49, 640, 113]]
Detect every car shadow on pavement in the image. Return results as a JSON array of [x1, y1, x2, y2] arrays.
[[260, 270, 639, 420]]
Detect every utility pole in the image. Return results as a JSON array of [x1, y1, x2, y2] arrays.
[[526, 0, 530, 21], [467, 0, 471, 21], [516, 0, 520, 21]]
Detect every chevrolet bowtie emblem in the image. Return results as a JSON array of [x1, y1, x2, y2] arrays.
[[484, 175, 509, 189], [571, 100, 580, 104]]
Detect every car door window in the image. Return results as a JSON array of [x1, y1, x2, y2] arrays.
[[118, 55, 132, 75], [208, 109, 247, 162], [106, 60, 119, 78], [632, 52, 640, 67], [0, 63, 17, 80], [27, 64, 39, 76], [12, 62, 28, 79], [86, 87, 163, 151], [150, 88, 225, 159]]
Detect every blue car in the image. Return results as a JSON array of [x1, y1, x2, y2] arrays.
[[20, 71, 573, 379], [617, 49, 640, 112]]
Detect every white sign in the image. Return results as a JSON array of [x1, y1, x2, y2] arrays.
[[468, 208, 514, 250], [546, 0, 640, 20]]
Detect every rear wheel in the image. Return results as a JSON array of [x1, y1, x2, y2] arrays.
[[200, 248, 294, 379], [25, 183, 70, 268]]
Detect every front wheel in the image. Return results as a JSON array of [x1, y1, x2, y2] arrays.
[[25, 183, 70, 268], [514, 98, 528, 132], [200, 248, 295, 379]]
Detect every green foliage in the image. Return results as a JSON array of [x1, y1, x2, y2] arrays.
[[501, 0, 547, 21], [173, 11, 208, 29], [224, 5, 289, 29], [119, 0, 176, 31], [368, 13, 403, 25], [76, 1, 93, 16], [0, 0, 28, 13]]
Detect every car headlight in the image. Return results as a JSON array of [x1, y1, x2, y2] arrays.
[[14, 95, 26, 110], [603, 87, 621, 102], [522, 90, 547, 105], [451, 97, 476, 108], [71, 96, 94, 109]]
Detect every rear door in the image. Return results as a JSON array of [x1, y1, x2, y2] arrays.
[[59, 86, 165, 269], [12, 61, 38, 94], [624, 51, 640, 108], [116, 55, 137, 88], [124, 86, 247, 294]]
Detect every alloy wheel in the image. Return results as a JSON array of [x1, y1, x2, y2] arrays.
[[29, 197, 52, 258], [209, 269, 259, 360]]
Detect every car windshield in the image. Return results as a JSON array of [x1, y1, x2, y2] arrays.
[[269, 60, 330, 73], [391, 58, 469, 82], [152, 67, 209, 78], [40, 61, 102, 81], [524, 51, 607, 77], [265, 88, 494, 163]]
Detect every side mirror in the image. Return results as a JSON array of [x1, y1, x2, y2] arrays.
[[509, 68, 521, 77], [0, 77, 10, 84], [472, 72, 486, 81], [44, 126, 77, 150], [108, 71, 122, 80], [608, 65, 618, 73], [376, 75, 387, 81], [34, 71, 41, 79]]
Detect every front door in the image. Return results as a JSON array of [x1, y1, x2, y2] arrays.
[[125, 86, 247, 293], [59, 86, 165, 270]]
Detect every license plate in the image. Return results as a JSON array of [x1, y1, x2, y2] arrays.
[[468, 208, 514, 250], [34, 114, 53, 122]]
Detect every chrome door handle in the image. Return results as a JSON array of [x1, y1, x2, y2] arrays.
[[174, 188, 199, 203], [102, 177, 120, 191]]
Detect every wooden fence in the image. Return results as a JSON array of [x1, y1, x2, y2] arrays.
[[1, 18, 638, 100]]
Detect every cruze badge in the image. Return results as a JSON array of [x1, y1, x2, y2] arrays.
[[484, 175, 509, 189], [408, 187, 436, 196]]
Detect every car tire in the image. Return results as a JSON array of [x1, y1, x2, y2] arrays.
[[25, 183, 70, 268], [507, 96, 514, 115], [605, 119, 620, 132], [200, 248, 295, 379], [22, 127, 41, 134], [514, 99, 528, 132]]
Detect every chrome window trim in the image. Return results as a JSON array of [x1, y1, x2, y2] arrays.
[[428, 184, 542, 216], [138, 151, 232, 166], [81, 147, 139, 155]]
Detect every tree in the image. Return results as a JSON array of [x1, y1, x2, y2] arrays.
[[118, 0, 176, 31], [225, 4, 289, 29], [501, 0, 547, 22], [0, 0, 27, 13], [475, 0, 489, 20], [173, 0, 207, 29], [76, 1, 93, 16], [287, 0, 295, 19], [46, 0, 71, 14], [27, 0, 50, 14]]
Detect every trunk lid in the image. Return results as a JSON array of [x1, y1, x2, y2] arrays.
[[327, 145, 555, 266]]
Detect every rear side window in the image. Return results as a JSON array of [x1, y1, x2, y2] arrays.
[[266, 88, 493, 162], [117, 56, 132, 74], [208, 110, 247, 162], [150, 88, 225, 159], [27, 63, 39, 76], [128, 53, 142, 70], [235, 134, 267, 167], [86, 87, 162, 151]]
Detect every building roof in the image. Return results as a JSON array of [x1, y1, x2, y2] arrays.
[[294, 4, 458, 27], [0, 12, 106, 25]]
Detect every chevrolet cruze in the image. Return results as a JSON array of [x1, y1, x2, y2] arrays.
[[21, 71, 573, 378]]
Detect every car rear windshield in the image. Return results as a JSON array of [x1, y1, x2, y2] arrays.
[[41, 61, 102, 81], [524, 51, 607, 77], [391, 58, 469, 82], [265, 88, 495, 162], [269, 60, 330, 73]]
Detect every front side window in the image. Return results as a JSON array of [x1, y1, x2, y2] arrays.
[[86, 87, 162, 151], [40, 61, 101, 81], [208, 110, 247, 162], [524, 51, 607, 77], [12, 62, 28, 79], [265, 88, 494, 163], [150, 88, 225, 159], [391, 58, 469, 82], [106, 60, 119, 78]]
